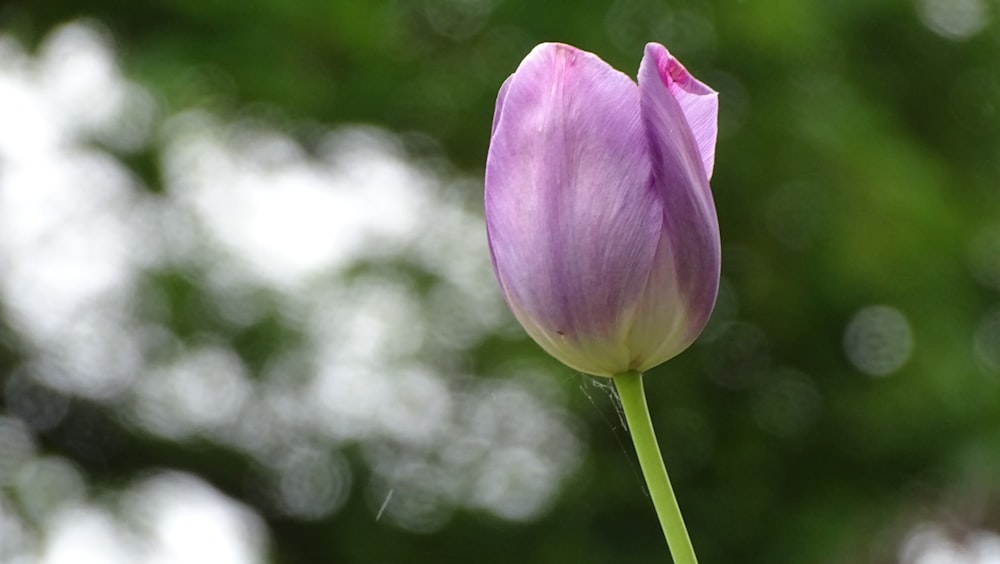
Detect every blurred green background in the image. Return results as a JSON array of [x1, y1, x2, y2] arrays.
[[0, 0, 998, 562]]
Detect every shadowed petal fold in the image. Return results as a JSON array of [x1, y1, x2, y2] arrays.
[[643, 43, 719, 180], [634, 42, 721, 368]]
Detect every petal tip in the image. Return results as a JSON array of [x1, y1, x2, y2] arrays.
[[639, 43, 719, 179]]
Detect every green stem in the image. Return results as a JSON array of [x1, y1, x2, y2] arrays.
[[613, 370, 698, 564]]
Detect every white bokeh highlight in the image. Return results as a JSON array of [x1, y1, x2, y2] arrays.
[[843, 305, 913, 377], [37, 473, 267, 564], [0, 19, 585, 560], [900, 523, 1000, 564], [916, 0, 990, 41]]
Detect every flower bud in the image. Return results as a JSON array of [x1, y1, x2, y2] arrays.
[[485, 42, 721, 377]]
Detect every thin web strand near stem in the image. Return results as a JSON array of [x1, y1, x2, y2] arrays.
[[582, 376, 629, 430], [578, 376, 647, 495]]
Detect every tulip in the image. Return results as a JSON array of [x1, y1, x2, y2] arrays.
[[485, 42, 721, 377]]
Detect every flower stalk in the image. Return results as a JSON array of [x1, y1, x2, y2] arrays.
[[614, 370, 698, 564], [485, 41, 717, 561]]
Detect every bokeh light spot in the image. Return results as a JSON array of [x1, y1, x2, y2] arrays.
[[703, 322, 770, 389], [765, 182, 826, 250], [900, 522, 1000, 564], [270, 447, 352, 520], [15, 457, 86, 524], [125, 472, 268, 564], [0, 417, 35, 486], [5, 366, 71, 432], [843, 305, 913, 377], [751, 368, 822, 438], [130, 344, 251, 439], [973, 307, 1000, 375], [916, 0, 989, 40], [968, 225, 1000, 291]]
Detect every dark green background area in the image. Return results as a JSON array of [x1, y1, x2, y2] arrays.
[[2, 0, 1000, 562]]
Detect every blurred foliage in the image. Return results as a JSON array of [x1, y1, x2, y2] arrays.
[[1, 0, 1000, 563]]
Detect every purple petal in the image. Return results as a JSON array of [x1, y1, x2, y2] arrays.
[[627, 216, 703, 370], [633, 43, 721, 367], [485, 43, 662, 375], [491, 76, 512, 136], [643, 43, 718, 180]]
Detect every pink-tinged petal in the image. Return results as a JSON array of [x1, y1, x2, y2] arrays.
[[643, 43, 718, 180], [486, 42, 662, 376], [633, 43, 721, 367]]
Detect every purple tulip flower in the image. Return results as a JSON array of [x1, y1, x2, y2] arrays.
[[485, 42, 721, 377]]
